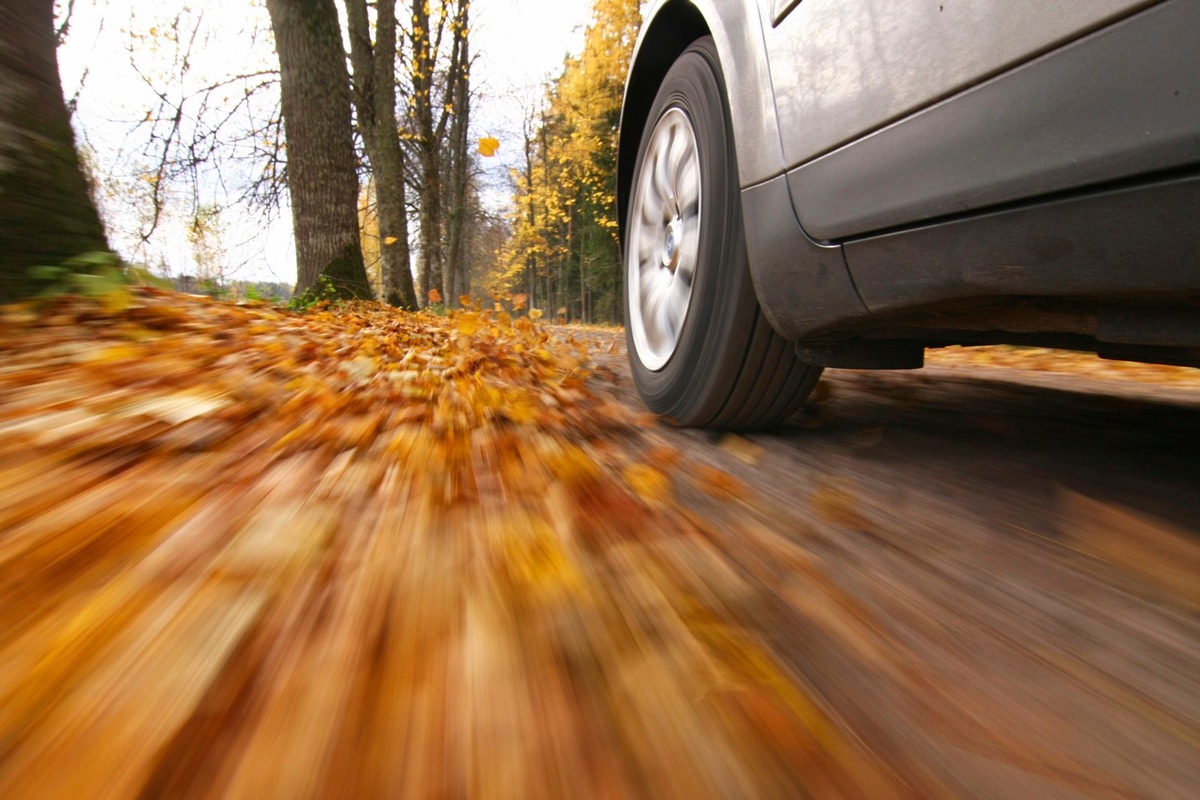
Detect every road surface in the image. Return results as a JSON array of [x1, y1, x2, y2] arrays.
[[583, 332, 1200, 799]]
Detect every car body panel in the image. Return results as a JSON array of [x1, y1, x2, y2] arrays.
[[759, 0, 1157, 170], [788, 0, 1200, 240], [689, 0, 786, 186]]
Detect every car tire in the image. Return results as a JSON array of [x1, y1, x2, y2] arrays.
[[624, 37, 821, 429]]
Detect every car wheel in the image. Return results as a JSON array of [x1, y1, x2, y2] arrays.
[[624, 37, 821, 429]]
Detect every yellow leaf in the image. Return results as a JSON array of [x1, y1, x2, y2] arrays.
[[478, 136, 500, 157], [511, 293, 528, 310], [428, 288, 443, 304], [528, 308, 543, 320], [383, 236, 398, 245], [623, 463, 670, 504]]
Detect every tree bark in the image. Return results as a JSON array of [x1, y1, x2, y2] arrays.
[[409, 0, 441, 305], [0, 0, 110, 302], [345, 0, 418, 309], [266, 0, 371, 300], [442, 0, 470, 305]]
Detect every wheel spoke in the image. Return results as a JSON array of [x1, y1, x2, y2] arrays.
[[669, 131, 693, 199], [677, 158, 700, 218], [674, 248, 696, 287], [640, 258, 660, 295], [656, 289, 677, 348], [652, 130, 674, 206], [665, 276, 690, 331], [637, 229, 657, 263]]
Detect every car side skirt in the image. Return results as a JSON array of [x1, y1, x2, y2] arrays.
[[843, 172, 1200, 320]]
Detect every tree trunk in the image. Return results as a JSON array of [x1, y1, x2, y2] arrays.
[[345, 0, 418, 310], [410, 0, 435, 304], [521, 113, 537, 310], [420, 156, 443, 303], [579, 222, 587, 324], [0, 0, 110, 303], [408, 0, 464, 307], [443, 0, 470, 306], [266, 0, 371, 301]]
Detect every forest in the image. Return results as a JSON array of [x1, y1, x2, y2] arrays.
[[1, 0, 641, 321]]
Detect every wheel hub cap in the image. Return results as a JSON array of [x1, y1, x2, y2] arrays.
[[663, 217, 682, 271]]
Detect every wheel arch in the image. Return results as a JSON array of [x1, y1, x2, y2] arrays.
[[618, 1, 862, 345], [617, 1, 710, 247], [618, 1, 789, 241]]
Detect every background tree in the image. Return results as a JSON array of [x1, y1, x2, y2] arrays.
[[492, 0, 639, 322], [186, 204, 230, 295], [265, 0, 372, 300], [76, 4, 285, 274], [358, 180, 383, 297], [440, 0, 471, 304], [0, 0, 111, 302], [345, 0, 418, 308], [404, 0, 471, 305]]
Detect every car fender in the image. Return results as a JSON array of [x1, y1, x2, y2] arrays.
[[618, 0, 869, 342], [618, 0, 787, 242]]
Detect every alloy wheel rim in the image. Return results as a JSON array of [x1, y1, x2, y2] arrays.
[[627, 107, 702, 371]]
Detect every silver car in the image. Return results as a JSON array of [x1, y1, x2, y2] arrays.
[[618, 0, 1200, 428]]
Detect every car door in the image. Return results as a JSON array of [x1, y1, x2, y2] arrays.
[[760, 0, 1157, 172], [756, 0, 1159, 238]]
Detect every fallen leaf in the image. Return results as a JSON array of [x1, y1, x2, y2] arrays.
[[720, 433, 763, 465], [622, 463, 671, 504]]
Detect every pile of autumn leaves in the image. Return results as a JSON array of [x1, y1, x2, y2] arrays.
[[0, 289, 637, 466], [6, 290, 843, 800]]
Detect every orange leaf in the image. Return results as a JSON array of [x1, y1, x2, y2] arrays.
[[695, 465, 748, 500], [478, 136, 500, 157]]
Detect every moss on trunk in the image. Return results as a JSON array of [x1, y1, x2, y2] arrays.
[[319, 241, 373, 301]]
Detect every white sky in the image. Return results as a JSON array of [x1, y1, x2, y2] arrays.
[[57, 0, 595, 284]]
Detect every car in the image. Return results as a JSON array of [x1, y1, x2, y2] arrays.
[[617, 0, 1200, 429]]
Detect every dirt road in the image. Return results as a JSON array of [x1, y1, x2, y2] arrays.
[[584, 332, 1200, 799], [1, 298, 1196, 799]]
